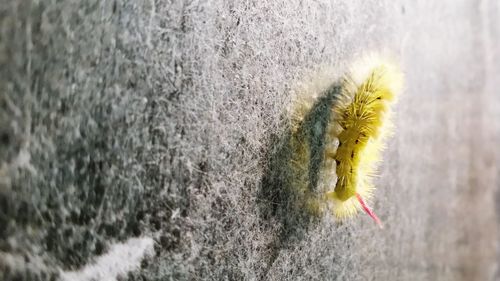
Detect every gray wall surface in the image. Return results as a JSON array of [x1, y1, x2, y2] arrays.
[[1, 0, 499, 280]]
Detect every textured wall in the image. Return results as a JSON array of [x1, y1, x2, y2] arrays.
[[1, 0, 499, 280]]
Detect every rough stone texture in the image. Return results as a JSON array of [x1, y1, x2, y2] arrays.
[[1, 0, 499, 280]]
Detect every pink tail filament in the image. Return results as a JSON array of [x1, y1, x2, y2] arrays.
[[356, 193, 383, 228]]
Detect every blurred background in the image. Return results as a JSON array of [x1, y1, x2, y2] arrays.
[[1, 0, 499, 280]]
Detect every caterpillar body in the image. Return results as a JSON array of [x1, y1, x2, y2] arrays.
[[325, 57, 403, 226]]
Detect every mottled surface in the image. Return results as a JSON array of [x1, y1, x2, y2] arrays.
[[1, 0, 499, 280]]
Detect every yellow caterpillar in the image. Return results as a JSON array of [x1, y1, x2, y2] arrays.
[[324, 56, 403, 226]]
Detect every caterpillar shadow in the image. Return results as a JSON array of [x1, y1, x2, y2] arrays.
[[258, 83, 342, 277]]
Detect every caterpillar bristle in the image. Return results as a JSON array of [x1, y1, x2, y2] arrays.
[[356, 193, 383, 228]]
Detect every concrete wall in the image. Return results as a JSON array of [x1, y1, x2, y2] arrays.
[[1, 0, 499, 280]]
